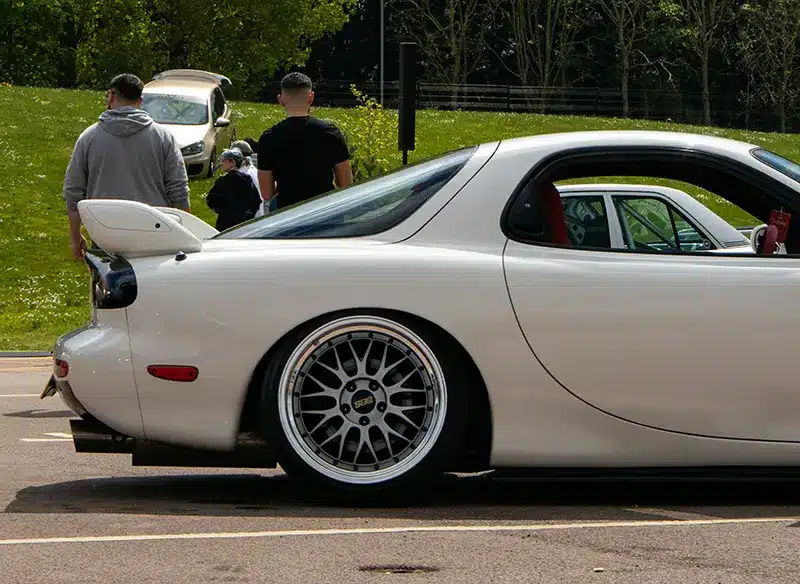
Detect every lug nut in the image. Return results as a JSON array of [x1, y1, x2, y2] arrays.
[[377, 402, 387, 413], [369, 381, 379, 391], [346, 382, 356, 392], [341, 404, 351, 414], [359, 416, 370, 426]]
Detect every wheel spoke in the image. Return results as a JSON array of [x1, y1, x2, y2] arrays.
[[360, 428, 379, 464], [307, 413, 337, 434], [387, 405, 422, 429], [313, 360, 348, 384], [384, 369, 423, 393], [376, 425, 394, 458], [319, 422, 353, 448], [304, 372, 340, 394], [377, 418, 412, 444], [301, 402, 337, 414]]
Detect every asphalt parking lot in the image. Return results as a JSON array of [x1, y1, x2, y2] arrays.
[[1, 357, 799, 583]]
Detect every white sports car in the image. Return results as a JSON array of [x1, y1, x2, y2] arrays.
[[44, 130, 800, 502]]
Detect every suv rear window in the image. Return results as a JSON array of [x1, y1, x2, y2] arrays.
[[215, 147, 476, 239]]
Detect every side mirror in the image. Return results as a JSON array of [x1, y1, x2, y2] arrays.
[[750, 223, 768, 253], [214, 117, 230, 128]]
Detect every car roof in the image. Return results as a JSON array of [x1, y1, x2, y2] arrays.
[[495, 130, 760, 157], [142, 79, 212, 98], [557, 183, 749, 244]]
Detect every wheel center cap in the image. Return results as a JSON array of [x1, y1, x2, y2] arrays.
[[351, 389, 376, 414]]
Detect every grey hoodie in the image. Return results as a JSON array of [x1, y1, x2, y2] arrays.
[[63, 106, 190, 212]]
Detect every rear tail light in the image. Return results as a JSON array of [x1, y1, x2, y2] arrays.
[[147, 365, 199, 382], [54, 359, 69, 378]]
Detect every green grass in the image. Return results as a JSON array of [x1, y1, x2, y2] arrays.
[[2, 83, 800, 350]]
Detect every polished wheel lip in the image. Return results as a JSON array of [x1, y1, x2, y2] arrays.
[[277, 316, 448, 486]]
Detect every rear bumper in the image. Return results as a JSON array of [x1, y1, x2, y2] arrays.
[[47, 322, 145, 438], [48, 325, 277, 470], [42, 374, 88, 417]]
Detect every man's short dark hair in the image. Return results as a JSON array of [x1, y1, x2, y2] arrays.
[[280, 72, 313, 93], [108, 74, 144, 102]]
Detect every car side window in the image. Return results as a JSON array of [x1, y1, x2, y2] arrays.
[[614, 196, 711, 252], [562, 196, 612, 248], [213, 88, 226, 120]]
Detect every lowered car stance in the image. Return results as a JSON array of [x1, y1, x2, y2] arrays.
[[43, 130, 800, 502]]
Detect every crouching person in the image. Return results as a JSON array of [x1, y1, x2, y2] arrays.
[[206, 148, 261, 231]]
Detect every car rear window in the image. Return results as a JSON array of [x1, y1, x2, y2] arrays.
[[751, 148, 800, 185], [215, 147, 476, 239]]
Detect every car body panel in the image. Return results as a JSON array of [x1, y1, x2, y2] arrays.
[[503, 241, 800, 442], [53, 129, 800, 469], [52, 314, 145, 438]]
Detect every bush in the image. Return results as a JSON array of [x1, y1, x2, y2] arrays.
[[331, 85, 397, 181]]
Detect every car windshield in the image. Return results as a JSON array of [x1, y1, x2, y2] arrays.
[[751, 148, 800, 185], [141, 93, 209, 125], [215, 146, 477, 239]]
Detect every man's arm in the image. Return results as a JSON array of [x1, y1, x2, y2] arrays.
[[63, 133, 89, 260], [330, 126, 353, 189], [67, 208, 86, 260], [163, 134, 191, 212], [258, 169, 275, 202], [334, 160, 353, 189]]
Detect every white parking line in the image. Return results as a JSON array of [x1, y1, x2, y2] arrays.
[[20, 432, 73, 443], [0, 394, 40, 398], [0, 516, 794, 546]]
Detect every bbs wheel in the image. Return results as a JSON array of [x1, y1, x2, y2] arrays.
[[261, 313, 468, 503]]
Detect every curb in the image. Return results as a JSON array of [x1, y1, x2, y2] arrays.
[[0, 351, 52, 358]]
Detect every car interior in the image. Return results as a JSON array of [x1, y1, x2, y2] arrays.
[[504, 148, 800, 256]]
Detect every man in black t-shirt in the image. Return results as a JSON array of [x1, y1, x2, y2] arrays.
[[257, 72, 353, 210]]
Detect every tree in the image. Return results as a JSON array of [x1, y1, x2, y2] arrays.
[[0, 0, 78, 87], [73, 0, 156, 88], [679, 0, 737, 124], [493, 0, 586, 112], [390, 0, 498, 104], [738, 0, 800, 132], [151, 0, 355, 99], [595, 0, 655, 117]]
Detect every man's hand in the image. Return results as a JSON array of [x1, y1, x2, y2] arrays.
[[71, 234, 87, 260]]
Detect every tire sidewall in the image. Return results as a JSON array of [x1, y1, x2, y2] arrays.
[[260, 310, 469, 503]]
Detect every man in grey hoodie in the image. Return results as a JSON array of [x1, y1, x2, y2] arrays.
[[63, 73, 191, 259]]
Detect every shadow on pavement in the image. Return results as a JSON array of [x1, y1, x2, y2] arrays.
[[5, 472, 800, 521]]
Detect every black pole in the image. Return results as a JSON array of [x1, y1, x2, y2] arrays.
[[398, 42, 417, 166]]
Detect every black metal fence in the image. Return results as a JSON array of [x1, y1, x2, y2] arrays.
[[259, 80, 793, 133]]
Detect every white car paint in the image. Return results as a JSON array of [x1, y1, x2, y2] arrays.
[[46, 130, 800, 496]]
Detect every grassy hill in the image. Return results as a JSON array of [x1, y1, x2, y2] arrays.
[[1, 83, 799, 350]]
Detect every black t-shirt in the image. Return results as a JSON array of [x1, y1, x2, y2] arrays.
[[257, 116, 350, 209]]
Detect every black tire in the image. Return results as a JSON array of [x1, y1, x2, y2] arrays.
[[259, 310, 470, 505], [206, 146, 217, 178]]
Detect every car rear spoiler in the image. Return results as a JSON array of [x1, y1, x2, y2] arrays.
[[152, 69, 232, 89], [77, 200, 219, 259]]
